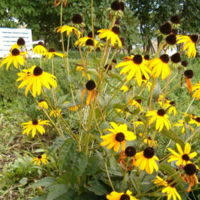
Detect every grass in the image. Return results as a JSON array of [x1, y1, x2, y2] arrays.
[[0, 53, 200, 199]]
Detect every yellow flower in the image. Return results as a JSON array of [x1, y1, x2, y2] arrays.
[[144, 137, 157, 147], [149, 54, 170, 80], [22, 119, 50, 138], [75, 32, 101, 48], [189, 116, 200, 126], [120, 85, 129, 93], [98, 26, 122, 48], [128, 98, 143, 111], [0, 48, 26, 69], [173, 119, 193, 134], [45, 48, 64, 59], [56, 25, 81, 38], [134, 147, 159, 174], [50, 109, 62, 117], [38, 100, 48, 110], [159, 100, 177, 116], [168, 143, 197, 166], [133, 119, 144, 128], [106, 190, 138, 200], [33, 42, 47, 55], [81, 80, 97, 105], [32, 154, 48, 165], [176, 35, 198, 58], [192, 82, 200, 100], [100, 122, 136, 152], [146, 109, 171, 132], [153, 176, 182, 200], [17, 65, 57, 97], [116, 55, 150, 85]]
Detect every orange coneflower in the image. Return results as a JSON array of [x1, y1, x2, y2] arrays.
[[184, 69, 193, 93]]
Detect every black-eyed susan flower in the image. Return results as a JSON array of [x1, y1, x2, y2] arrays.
[[133, 119, 144, 128], [171, 53, 181, 64], [159, 99, 177, 116], [144, 136, 157, 147], [11, 37, 26, 50], [106, 190, 138, 200], [120, 85, 129, 93], [166, 34, 177, 45], [149, 54, 170, 80], [181, 163, 198, 192], [81, 80, 97, 105], [50, 109, 61, 117], [168, 143, 197, 166], [71, 14, 83, 24], [153, 176, 182, 200], [134, 147, 159, 174], [184, 69, 193, 93], [192, 81, 200, 99], [189, 116, 200, 127], [17, 65, 57, 97], [176, 35, 198, 58], [174, 119, 193, 134], [100, 122, 136, 152], [116, 55, 150, 85], [128, 98, 143, 111], [118, 146, 136, 171], [170, 15, 181, 24], [32, 153, 48, 165], [22, 119, 50, 138], [0, 48, 26, 69], [98, 26, 122, 48], [56, 25, 81, 38], [111, 1, 125, 11], [146, 109, 171, 132], [45, 48, 64, 59], [159, 22, 172, 35], [38, 100, 48, 110], [33, 42, 47, 55]]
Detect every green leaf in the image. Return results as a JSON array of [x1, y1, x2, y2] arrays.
[[31, 177, 56, 188], [31, 195, 47, 200], [161, 130, 184, 146], [86, 179, 109, 196], [47, 184, 68, 200]]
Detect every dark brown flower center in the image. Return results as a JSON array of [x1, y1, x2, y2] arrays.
[[125, 146, 136, 157], [111, 1, 124, 11], [120, 194, 130, 200], [159, 22, 172, 35], [171, 53, 181, 63], [190, 35, 198, 43], [87, 32, 93, 38], [170, 15, 180, 24], [33, 66, 43, 76], [143, 147, 155, 158], [157, 109, 165, 116], [86, 39, 94, 46], [133, 55, 142, 64], [37, 155, 42, 159], [182, 154, 190, 161], [112, 26, 120, 35], [86, 80, 96, 90], [144, 55, 150, 60], [72, 14, 83, 24], [11, 48, 20, 56], [181, 60, 188, 67], [115, 132, 125, 142], [167, 179, 176, 187], [32, 119, 38, 125], [195, 117, 200, 122], [160, 54, 169, 63], [17, 37, 25, 46], [166, 34, 177, 45], [170, 101, 175, 106], [184, 164, 196, 175], [184, 70, 193, 79], [38, 42, 44, 46], [135, 98, 142, 104], [104, 64, 112, 71], [48, 48, 56, 52]]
